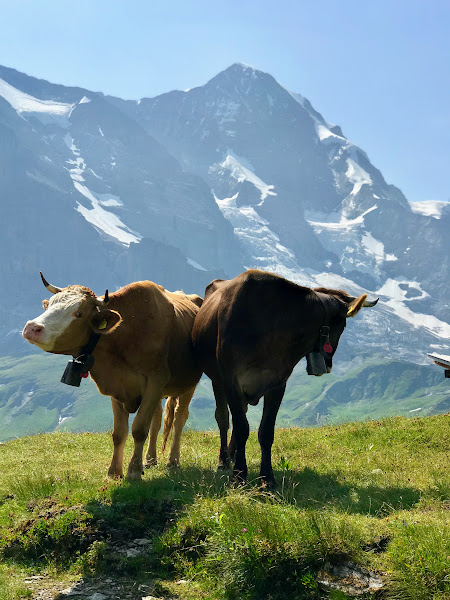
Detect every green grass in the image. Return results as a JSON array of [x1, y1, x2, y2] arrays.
[[0, 415, 449, 599]]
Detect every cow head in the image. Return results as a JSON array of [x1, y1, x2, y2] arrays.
[[307, 288, 378, 375], [22, 273, 122, 355]]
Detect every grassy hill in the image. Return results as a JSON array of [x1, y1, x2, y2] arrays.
[[0, 415, 449, 599], [1, 353, 449, 441]]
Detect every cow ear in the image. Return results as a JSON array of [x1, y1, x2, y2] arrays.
[[346, 294, 367, 318], [42, 299, 49, 310], [91, 309, 122, 334]]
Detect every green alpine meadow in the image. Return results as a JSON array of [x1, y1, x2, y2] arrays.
[[0, 414, 448, 599]]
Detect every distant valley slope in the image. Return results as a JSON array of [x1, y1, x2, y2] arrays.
[[0, 63, 448, 439]]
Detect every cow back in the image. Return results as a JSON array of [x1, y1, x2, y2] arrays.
[[92, 281, 202, 400]]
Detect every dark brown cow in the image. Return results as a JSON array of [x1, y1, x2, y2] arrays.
[[22, 274, 202, 480], [191, 269, 378, 485]]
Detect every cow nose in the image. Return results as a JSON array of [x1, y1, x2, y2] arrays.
[[23, 322, 44, 342]]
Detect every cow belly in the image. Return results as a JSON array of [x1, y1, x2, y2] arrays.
[[91, 368, 147, 412], [162, 370, 200, 397], [237, 368, 284, 405]]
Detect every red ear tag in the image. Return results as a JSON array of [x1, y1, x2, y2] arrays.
[[323, 342, 333, 354], [81, 372, 89, 378]]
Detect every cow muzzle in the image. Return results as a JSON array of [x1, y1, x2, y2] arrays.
[[22, 321, 44, 344]]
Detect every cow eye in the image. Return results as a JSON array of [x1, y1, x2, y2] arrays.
[[75, 311, 83, 318]]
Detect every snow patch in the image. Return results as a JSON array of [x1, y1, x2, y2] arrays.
[[376, 279, 449, 339], [377, 279, 429, 302], [317, 124, 344, 142], [75, 182, 141, 246], [0, 77, 74, 116], [361, 232, 397, 263], [64, 133, 80, 155], [187, 258, 207, 271], [307, 206, 400, 274], [64, 133, 138, 245], [382, 300, 450, 339], [307, 205, 377, 232], [346, 158, 372, 195], [96, 193, 122, 207], [219, 154, 276, 202], [409, 200, 449, 219]]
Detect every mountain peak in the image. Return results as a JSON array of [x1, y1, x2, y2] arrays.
[[229, 62, 260, 73], [209, 62, 273, 85]]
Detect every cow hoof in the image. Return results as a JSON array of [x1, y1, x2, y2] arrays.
[[144, 458, 157, 468], [166, 460, 180, 469], [126, 470, 143, 481], [107, 471, 123, 480]]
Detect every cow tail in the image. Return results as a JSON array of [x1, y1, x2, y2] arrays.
[[162, 396, 177, 452]]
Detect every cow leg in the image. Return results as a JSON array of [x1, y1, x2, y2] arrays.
[[108, 398, 129, 479], [162, 396, 177, 452], [144, 399, 163, 468], [258, 383, 286, 487], [225, 385, 250, 482], [213, 379, 230, 469], [167, 387, 195, 467], [127, 384, 163, 481], [228, 400, 248, 462]]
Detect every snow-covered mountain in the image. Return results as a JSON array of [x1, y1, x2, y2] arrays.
[[0, 62, 449, 435], [0, 64, 242, 356], [108, 63, 450, 360]]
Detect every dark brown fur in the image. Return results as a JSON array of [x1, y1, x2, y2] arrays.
[[192, 269, 375, 485]]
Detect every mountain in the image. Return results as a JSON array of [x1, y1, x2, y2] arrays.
[[0, 62, 448, 440], [0, 64, 241, 355], [108, 64, 450, 356]]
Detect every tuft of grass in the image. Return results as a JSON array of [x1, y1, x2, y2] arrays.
[[1, 506, 96, 564], [159, 490, 385, 599], [382, 511, 450, 599]]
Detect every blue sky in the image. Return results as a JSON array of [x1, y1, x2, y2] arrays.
[[0, 0, 448, 203]]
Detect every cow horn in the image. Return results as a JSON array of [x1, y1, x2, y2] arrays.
[[363, 297, 379, 307], [40, 272, 62, 295], [95, 289, 109, 307]]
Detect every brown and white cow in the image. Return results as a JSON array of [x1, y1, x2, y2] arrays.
[[192, 269, 378, 485], [22, 274, 202, 480]]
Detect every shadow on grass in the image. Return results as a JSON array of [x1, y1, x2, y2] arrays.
[[272, 466, 421, 515], [99, 463, 420, 519]]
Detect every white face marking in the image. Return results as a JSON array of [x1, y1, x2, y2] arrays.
[[26, 289, 85, 350]]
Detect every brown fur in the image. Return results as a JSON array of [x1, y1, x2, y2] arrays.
[[32, 280, 203, 479], [192, 269, 376, 484]]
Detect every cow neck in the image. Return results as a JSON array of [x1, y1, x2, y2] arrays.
[[79, 332, 101, 358], [313, 291, 336, 359], [314, 291, 336, 325]]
